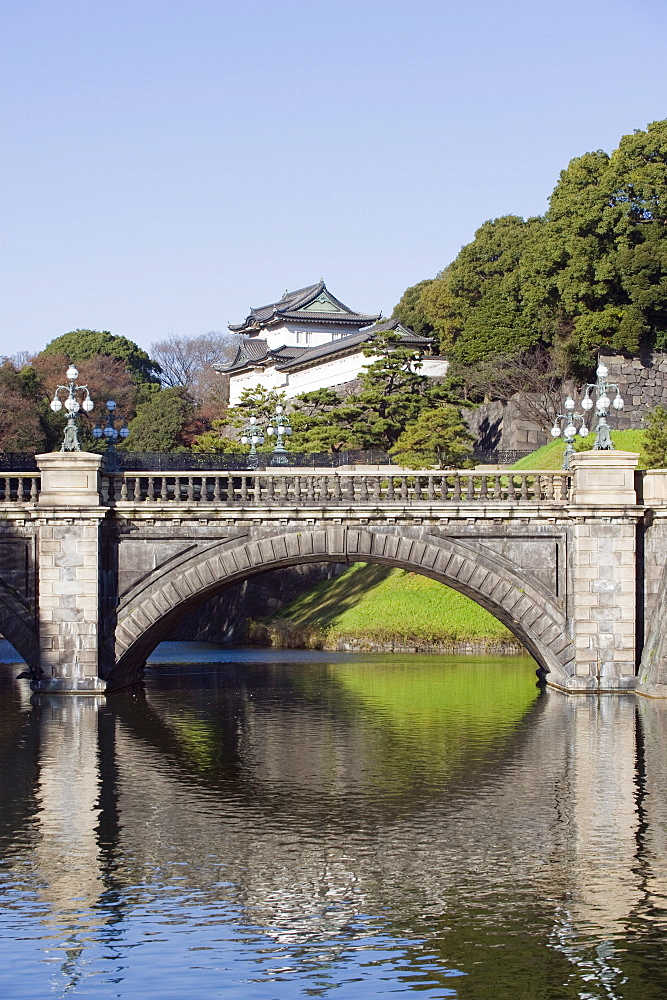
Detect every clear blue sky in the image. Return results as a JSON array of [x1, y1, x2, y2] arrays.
[[1, 0, 666, 359]]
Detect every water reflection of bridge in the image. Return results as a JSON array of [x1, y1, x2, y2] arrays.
[[3, 659, 667, 997]]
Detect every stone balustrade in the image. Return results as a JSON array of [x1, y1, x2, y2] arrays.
[[99, 470, 573, 506], [0, 474, 40, 503]]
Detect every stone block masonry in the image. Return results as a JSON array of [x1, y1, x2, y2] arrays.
[[568, 519, 637, 688], [563, 451, 641, 691], [35, 452, 106, 693], [463, 348, 667, 453], [602, 350, 667, 429], [37, 514, 107, 692]]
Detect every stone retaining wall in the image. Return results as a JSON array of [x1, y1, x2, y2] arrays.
[[463, 398, 550, 454], [600, 350, 667, 429], [465, 349, 667, 453]]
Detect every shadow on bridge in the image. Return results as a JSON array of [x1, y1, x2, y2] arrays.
[[107, 525, 575, 691]]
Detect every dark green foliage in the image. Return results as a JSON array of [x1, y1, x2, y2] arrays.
[[391, 279, 435, 337], [290, 388, 355, 454], [644, 406, 667, 468], [126, 387, 195, 451], [345, 333, 456, 450], [395, 120, 667, 372], [420, 216, 541, 363], [389, 405, 474, 468], [290, 334, 457, 453], [233, 384, 287, 420], [191, 421, 248, 453], [201, 385, 288, 451], [41, 329, 161, 385]]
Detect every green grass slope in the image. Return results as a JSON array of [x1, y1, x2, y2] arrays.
[[255, 562, 519, 650], [512, 429, 649, 470]]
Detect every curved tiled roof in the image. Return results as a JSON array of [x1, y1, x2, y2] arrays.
[[229, 281, 381, 333], [361, 317, 433, 342], [214, 340, 309, 375], [217, 313, 435, 378]]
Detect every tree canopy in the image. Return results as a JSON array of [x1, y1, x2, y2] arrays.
[[289, 334, 457, 454], [391, 279, 435, 338], [125, 387, 196, 452], [41, 329, 161, 385], [644, 406, 667, 468], [397, 119, 667, 374], [389, 405, 474, 469]]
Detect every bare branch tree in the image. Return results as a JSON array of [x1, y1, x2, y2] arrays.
[[454, 347, 572, 428], [150, 332, 240, 403], [2, 351, 31, 369]]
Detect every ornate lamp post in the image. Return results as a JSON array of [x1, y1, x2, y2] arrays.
[[49, 365, 94, 451], [240, 415, 265, 467], [549, 362, 625, 470], [550, 395, 589, 471], [266, 404, 293, 466], [580, 361, 624, 450], [92, 400, 130, 472]]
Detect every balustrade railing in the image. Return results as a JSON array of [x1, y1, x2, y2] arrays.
[[101, 470, 572, 506], [0, 475, 40, 503]]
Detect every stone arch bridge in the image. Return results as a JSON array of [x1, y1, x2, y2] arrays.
[[2, 450, 667, 696]]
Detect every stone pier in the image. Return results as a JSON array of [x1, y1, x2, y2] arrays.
[[564, 451, 640, 691], [35, 453, 106, 693]]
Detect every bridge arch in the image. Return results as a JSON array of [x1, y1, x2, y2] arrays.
[[108, 526, 576, 689], [0, 580, 40, 674]]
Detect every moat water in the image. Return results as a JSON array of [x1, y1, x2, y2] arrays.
[[1, 640, 667, 999]]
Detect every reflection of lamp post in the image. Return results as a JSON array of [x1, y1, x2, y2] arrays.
[[92, 400, 130, 472], [580, 362, 625, 450], [49, 365, 94, 451], [551, 395, 589, 471], [266, 405, 293, 466], [240, 415, 265, 467]]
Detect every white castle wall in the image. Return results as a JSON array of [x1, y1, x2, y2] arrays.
[[261, 323, 359, 350], [228, 354, 450, 405], [286, 352, 372, 396], [229, 367, 288, 404]]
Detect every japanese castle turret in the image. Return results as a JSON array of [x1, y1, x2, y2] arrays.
[[217, 281, 449, 405]]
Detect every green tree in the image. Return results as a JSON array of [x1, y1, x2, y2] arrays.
[[233, 385, 287, 421], [289, 337, 458, 454], [417, 215, 542, 363], [289, 388, 357, 454], [40, 329, 161, 385], [191, 420, 248, 453], [644, 406, 667, 467], [125, 387, 195, 451], [391, 279, 435, 337], [524, 147, 645, 365], [389, 405, 474, 468], [337, 333, 455, 450], [191, 385, 289, 453], [229, 385, 288, 445], [395, 119, 667, 373]]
